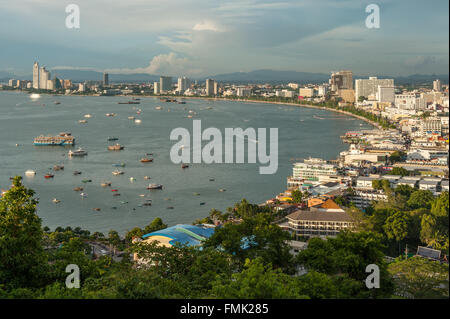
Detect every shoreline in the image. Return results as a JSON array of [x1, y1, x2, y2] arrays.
[[3, 90, 383, 129]]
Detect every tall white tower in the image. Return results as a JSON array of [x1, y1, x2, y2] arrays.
[[33, 62, 40, 89]]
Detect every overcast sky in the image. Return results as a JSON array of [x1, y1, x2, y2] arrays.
[[0, 0, 448, 77]]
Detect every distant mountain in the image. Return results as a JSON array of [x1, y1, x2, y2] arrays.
[[208, 69, 330, 84], [0, 71, 15, 82], [49, 70, 160, 83]]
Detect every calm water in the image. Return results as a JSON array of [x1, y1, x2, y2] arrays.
[[0, 91, 372, 234]]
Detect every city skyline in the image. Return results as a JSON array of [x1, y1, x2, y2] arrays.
[[0, 0, 448, 77]]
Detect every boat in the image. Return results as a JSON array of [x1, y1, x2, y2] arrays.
[[107, 137, 119, 141], [167, 206, 174, 209], [44, 173, 54, 179], [134, 119, 142, 124], [54, 101, 61, 105], [80, 192, 88, 197], [113, 193, 121, 197], [82, 179, 92, 183], [177, 101, 186, 104], [107, 144, 124, 151], [140, 157, 153, 163], [193, 192, 200, 196], [200, 202, 206, 205], [155, 106, 162, 110], [73, 187, 83, 191], [209, 178, 215, 181], [93, 208, 101, 211], [68, 148, 88, 157], [53, 165, 64, 171], [219, 188, 226, 192], [84, 114, 92, 118], [112, 163, 126, 167], [130, 177, 136, 182], [106, 113, 116, 117], [73, 170, 82, 175], [128, 116, 135, 120], [101, 182, 112, 187], [118, 101, 140, 104], [34, 134, 75, 146], [112, 170, 124, 175], [25, 170, 36, 176], [181, 163, 189, 169], [78, 119, 88, 124], [52, 198, 60, 203], [147, 184, 163, 190], [144, 176, 151, 180], [132, 98, 141, 101]]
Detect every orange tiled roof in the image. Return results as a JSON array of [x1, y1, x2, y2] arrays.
[[319, 198, 342, 210]]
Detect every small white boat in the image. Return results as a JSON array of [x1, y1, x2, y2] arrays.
[[134, 119, 142, 124], [84, 114, 92, 118], [80, 192, 88, 197], [25, 170, 36, 176], [130, 177, 136, 182], [78, 119, 88, 123], [68, 148, 88, 157], [155, 106, 162, 110], [106, 113, 116, 117], [112, 170, 124, 175], [128, 116, 135, 120], [52, 198, 60, 203]]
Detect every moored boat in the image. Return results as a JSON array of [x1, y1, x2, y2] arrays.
[[44, 173, 54, 179], [140, 157, 153, 163], [147, 183, 163, 190], [34, 134, 75, 146], [112, 170, 124, 175], [25, 170, 36, 176], [68, 148, 88, 157], [107, 144, 124, 151]]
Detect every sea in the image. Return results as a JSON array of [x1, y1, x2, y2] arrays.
[[0, 91, 372, 234]]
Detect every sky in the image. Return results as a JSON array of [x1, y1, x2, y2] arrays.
[[0, 0, 448, 77]]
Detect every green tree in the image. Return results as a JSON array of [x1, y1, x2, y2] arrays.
[[0, 176, 49, 289], [383, 211, 409, 242], [211, 258, 308, 299], [388, 257, 449, 299], [125, 227, 144, 244], [143, 217, 167, 234], [291, 190, 303, 204], [407, 190, 435, 210], [390, 167, 410, 177]]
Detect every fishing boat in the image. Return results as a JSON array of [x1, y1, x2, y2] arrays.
[[112, 163, 126, 167], [34, 134, 75, 146], [219, 188, 226, 192], [155, 106, 162, 110], [44, 173, 54, 179], [105, 113, 116, 117], [25, 170, 36, 176], [78, 120, 88, 124], [112, 193, 121, 197], [107, 144, 124, 151], [128, 116, 135, 120], [144, 176, 151, 180], [134, 119, 142, 124], [93, 208, 101, 211], [167, 206, 174, 209], [82, 179, 92, 183], [200, 202, 206, 205], [209, 178, 215, 181], [130, 177, 136, 182], [112, 170, 124, 175], [53, 164, 64, 171], [147, 183, 163, 190], [80, 192, 88, 197], [84, 114, 92, 118], [52, 198, 60, 203], [73, 187, 83, 191], [111, 189, 118, 192], [142, 202, 152, 206], [54, 101, 61, 105], [181, 163, 189, 169], [68, 148, 88, 157], [140, 157, 153, 163], [73, 170, 82, 175], [107, 137, 119, 141], [101, 182, 112, 187]]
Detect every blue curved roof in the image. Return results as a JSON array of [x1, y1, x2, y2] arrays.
[[142, 224, 215, 247]]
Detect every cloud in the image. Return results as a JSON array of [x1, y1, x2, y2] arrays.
[[192, 21, 223, 32], [105, 52, 202, 76]]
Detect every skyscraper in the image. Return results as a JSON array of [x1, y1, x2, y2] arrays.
[[330, 70, 353, 91], [355, 77, 394, 100], [154, 81, 160, 94], [33, 62, 40, 89], [160, 76, 172, 93], [205, 79, 215, 96], [103, 73, 109, 86], [433, 79, 441, 92], [177, 76, 190, 92], [39, 67, 50, 90]]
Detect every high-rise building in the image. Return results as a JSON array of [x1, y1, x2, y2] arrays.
[[160, 76, 172, 92], [213, 81, 219, 95], [154, 81, 160, 94], [205, 79, 215, 96], [177, 76, 190, 92], [39, 67, 50, 90], [8, 79, 15, 87], [395, 93, 426, 110], [103, 73, 109, 86], [47, 79, 55, 91], [330, 70, 353, 91], [433, 79, 441, 92], [355, 77, 394, 100], [33, 62, 40, 89], [376, 86, 395, 103]]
